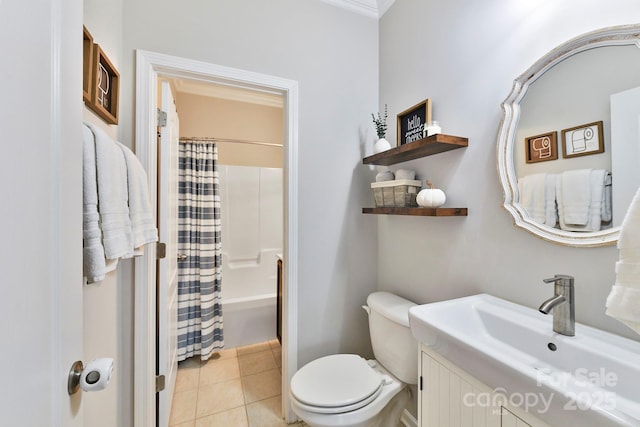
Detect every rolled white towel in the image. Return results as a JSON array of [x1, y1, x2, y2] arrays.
[[375, 171, 395, 182], [395, 169, 416, 180]]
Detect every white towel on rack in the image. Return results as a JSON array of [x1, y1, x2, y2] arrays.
[[82, 124, 106, 283], [84, 122, 133, 259], [557, 169, 607, 232], [518, 173, 557, 227], [116, 141, 158, 250], [606, 186, 640, 334], [559, 169, 591, 225]]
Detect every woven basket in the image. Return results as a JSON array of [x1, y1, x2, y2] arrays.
[[371, 179, 422, 207]]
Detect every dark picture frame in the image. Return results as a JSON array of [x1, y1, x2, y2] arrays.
[[396, 99, 432, 146], [525, 131, 558, 164], [82, 26, 94, 104]]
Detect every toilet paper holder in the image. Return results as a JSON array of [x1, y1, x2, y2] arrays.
[[68, 358, 114, 395]]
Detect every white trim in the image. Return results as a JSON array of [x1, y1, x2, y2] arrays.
[[319, 0, 396, 19], [400, 409, 418, 427], [377, 0, 395, 17], [172, 79, 284, 108], [134, 49, 300, 425]]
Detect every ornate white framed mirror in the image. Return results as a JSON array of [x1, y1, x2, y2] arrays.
[[497, 25, 640, 247]]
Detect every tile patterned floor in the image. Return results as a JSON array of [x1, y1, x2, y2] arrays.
[[169, 339, 307, 427]]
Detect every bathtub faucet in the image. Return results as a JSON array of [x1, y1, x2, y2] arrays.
[[539, 274, 575, 336]]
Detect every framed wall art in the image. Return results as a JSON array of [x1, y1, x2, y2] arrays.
[[396, 99, 432, 146], [82, 26, 94, 104], [561, 121, 604, 158], [83, 27, 120, 126], [525, 131, 558, 163]]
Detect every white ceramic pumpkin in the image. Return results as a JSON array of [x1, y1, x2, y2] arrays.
[[416, 181, 446, 208]]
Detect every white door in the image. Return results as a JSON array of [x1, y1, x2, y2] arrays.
[[157, 80, 181, 427], [0, 0, 83, 426], [610, 86, 640, 226]]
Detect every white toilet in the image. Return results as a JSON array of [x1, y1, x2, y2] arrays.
[[289, 292, 418, 427]]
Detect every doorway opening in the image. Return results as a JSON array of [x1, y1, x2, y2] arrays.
[[134, 49, 300, 426]]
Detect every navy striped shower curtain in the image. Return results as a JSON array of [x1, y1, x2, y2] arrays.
[[177, 141, 224, 361]]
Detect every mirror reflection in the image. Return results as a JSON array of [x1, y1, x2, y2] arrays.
[[497, 25, 640, 246], [515, 44, 640, 232]]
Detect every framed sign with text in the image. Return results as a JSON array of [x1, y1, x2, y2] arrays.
[[397, 99, 432, 146]]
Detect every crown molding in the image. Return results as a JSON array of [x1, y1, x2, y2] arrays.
[[319, 0, 395, 19]]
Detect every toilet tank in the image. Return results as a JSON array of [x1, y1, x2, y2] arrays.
[[366, 292, 418, 385]]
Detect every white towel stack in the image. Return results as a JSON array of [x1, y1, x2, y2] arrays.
[[606, 185, 640, 335], [116, 141, 158, 250], [82, 122, 158, 283], [517, 173, 557, 227], [82, 125, 107, 283], [556, 169, 610, 232]]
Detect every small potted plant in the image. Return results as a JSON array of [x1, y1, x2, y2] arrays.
[[371, 104, 391, 153]]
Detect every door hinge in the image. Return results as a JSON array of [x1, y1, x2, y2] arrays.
[[156, 242, 166, 259], [156, 375, 166, 392], [419, 375, 423, 391], [157, 109, 167, 127]]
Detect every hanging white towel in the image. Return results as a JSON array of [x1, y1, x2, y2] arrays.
[[606, 185, 640, 334], [518, 173, 557, 227], [557, 169, 607, 232], [559, 169, 591, 225], [116, 142, 158, 251], [518, 173, 547, 224], [84, 122, 133, 259], [82, 124, 106, 283]]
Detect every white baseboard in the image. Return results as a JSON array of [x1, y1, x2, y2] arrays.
[[400, 409, 418, 427]]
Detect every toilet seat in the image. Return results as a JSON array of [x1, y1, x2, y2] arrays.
[[290, 354, 383, 414]]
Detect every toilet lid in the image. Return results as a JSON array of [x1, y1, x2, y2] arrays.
[[290, 354, 383, 410]]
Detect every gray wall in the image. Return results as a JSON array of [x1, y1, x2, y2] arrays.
[[120, 0, 380, 366], [378, 0, 640, 341]]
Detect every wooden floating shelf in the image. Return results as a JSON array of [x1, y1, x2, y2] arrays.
[[363, 134, 468, 166], [362, 207, 468, 216]]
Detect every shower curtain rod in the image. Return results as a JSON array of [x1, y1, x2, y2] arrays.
[[178, 136, 282, 148]]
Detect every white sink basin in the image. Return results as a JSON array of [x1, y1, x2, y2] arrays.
[[409, 294, 640, 427]]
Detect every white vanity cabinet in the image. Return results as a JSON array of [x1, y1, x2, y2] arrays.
[[418, 345, 550, 427]]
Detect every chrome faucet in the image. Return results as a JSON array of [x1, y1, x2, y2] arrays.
[[539, 274, 575, 336]]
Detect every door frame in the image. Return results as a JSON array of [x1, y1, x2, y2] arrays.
[[133, 49, 300, 425]]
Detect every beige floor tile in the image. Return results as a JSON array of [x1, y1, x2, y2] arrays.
[[175, 364, 201, 393], [237, 341, 272, 356], [170, 422, 196, 427], [195, 406, 248, 427], [242, 368, 281, 404], [200, 357, 241, 386], [196, 379, 245, 418], [207, 347, 237, 360], [246, 395, 287, 427], [268, 339, 281, 349], [169, 389, 198, 426], [271, 348, 282, 368], [179, 356, 203, 369], [239, 350, 277, 376]]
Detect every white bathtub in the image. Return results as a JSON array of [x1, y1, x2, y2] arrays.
[[219, 165, 282, 349], [223, 293, 277, 348]]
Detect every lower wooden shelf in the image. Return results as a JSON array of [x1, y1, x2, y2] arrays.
[[362, 207, 468, 216]]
